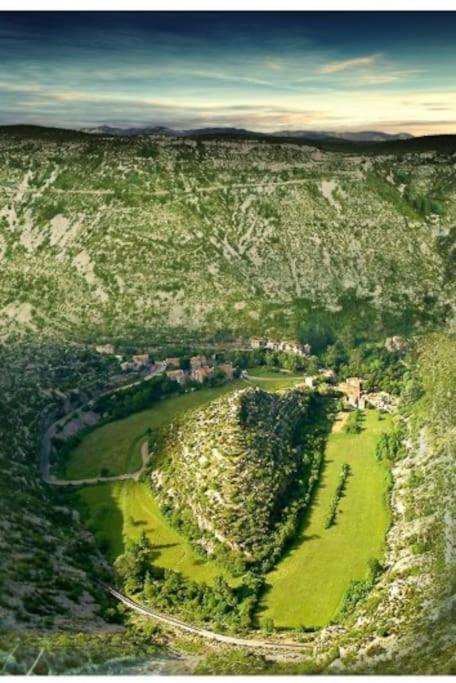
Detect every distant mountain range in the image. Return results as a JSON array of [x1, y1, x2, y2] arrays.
[[81, 124, 413, 143]]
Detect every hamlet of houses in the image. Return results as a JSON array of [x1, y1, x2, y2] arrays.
[[250, 337, 311, 356], [336, 376, 397, 412], [94, 343, 234, 386], [94, 342, 395, 412], [165, 355, 234, 386]]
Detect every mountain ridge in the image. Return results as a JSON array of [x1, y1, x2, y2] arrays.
[[0, 127, 454, 344], [80, 125, 413, 143]]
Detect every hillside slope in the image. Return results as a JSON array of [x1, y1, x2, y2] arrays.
[[153, 387, 313, 567], [0, 129, 454, 343]]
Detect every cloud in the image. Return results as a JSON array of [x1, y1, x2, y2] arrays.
[[320, 53, 383, 74]]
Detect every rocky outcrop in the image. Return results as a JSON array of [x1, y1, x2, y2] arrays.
[[152, 387, 311, 564]]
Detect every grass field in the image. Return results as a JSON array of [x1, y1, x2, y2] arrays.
[[72, 480, 237, 585], [245, 367, 306, 392], [258, 409, 393, 629], [63, 379, 244, 479]]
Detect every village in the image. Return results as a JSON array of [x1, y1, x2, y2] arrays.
[[95, 338, 397, 413], [95, 343, 234, 387]]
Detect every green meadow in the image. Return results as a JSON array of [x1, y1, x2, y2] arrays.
[[62, 379, 244, 479], [258, 409, 393, 629], [65, 375, 393, 627], [72, 480, 237, 585], [245, 367, 306, 392]]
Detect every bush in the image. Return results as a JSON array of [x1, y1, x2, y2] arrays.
[[344, 410, 362, 434]]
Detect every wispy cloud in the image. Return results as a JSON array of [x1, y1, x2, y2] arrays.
[[320, 53, 383, 74]]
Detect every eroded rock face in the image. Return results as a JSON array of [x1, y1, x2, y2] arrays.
[[0, 132, 454, 342], [152, 387, 310, 564]]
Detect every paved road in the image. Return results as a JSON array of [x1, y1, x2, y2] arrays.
[[104, 584, 310, 652]]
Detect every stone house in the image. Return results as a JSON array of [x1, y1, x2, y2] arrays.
[[190, 355, 208, 371], [95, 344, 114, 354], [338, 377, 364, 407], [191, 366, 214, 383], [166, 369, 186, 385]]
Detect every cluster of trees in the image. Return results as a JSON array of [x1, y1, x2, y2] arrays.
[[339, 558, 382, 617], [344, 410, 363, 434], [321, 341, 407, 394], [325, 463, 350, 529], [114, 532, 264, 631], [375, 426, 405, 463], [94, 375, 181, 421], [403, 187, 444, 216], [225, 348, 318, 374]]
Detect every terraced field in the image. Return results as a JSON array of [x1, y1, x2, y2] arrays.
[[259, 410, 393, 629]]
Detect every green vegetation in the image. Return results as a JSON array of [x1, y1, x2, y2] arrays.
[[259, 410, 393, 629], [339, 558, 382, 617], [375, 424, 406, 463], [61, 380, 243, 479], [154, 387, 319, 572], [114, 532, 263, 632], [344, 409, 363, 434], [245, 366, 307, 392], [72, 480, 234, 585], [322, 340, 407, 393], [325, 463, 350, 528]]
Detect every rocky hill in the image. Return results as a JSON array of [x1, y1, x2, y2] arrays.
[[0, 341, 117, 632], [152, 387, 315, 568], [0, 128, 454, 344]]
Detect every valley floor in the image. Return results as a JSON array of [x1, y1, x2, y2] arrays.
[[61, 378, 393, 631], [259, 410, 393, 628], [62, 380, 244, 479]]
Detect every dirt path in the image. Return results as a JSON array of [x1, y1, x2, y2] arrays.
[[331, 411, 349, 433], [47, 175, 358, 199], [40, 367, 164, 486], [103, 584, 310, 652], [44, 441, 150, 487]]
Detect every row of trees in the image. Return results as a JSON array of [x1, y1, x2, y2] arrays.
[[94, 375, 182, 421], [344, 410, 363, 434], [375, 426, 405, 463], [325, 463, 350, 529]]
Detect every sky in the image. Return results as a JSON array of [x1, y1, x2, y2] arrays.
[[0, 11, 455, 134]]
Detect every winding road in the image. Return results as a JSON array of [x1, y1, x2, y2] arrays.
[[103, 584, 311, 652], [40, 365, 165, 486]]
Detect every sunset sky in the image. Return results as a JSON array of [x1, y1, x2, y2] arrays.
[[1, 11, 455, 134]]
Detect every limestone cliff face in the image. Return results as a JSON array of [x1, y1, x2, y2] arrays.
[[1, 130, 454, 342], [152, 387, 310, 563]]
